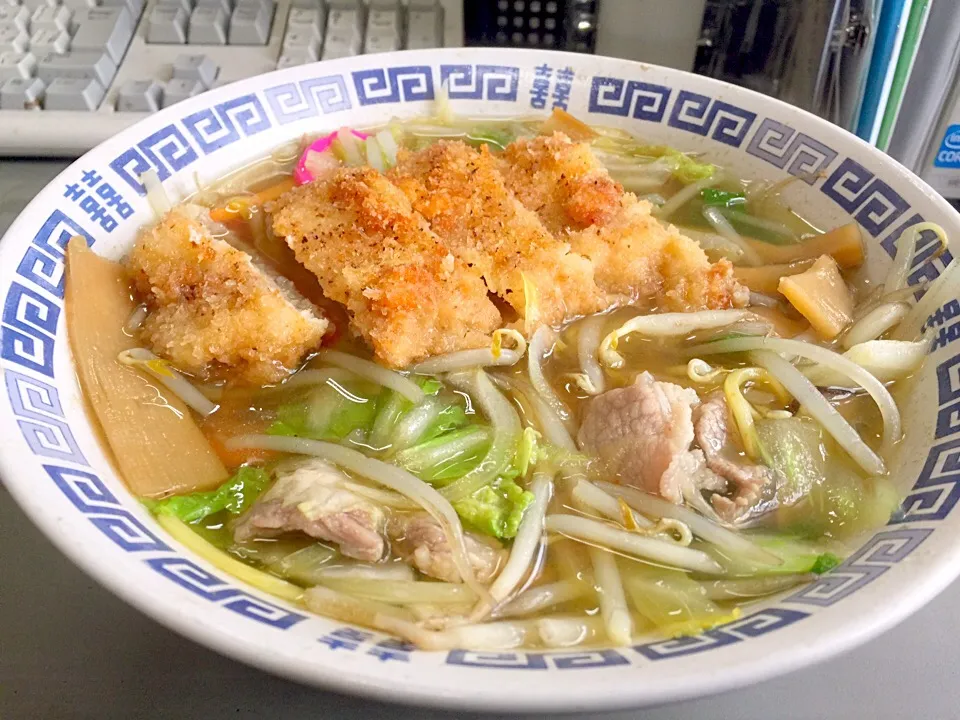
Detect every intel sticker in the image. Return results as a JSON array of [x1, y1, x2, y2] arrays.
[[935, 125, 960, 167]]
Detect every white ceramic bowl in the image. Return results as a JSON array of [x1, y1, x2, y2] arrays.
[[2, 48, 959, 712]]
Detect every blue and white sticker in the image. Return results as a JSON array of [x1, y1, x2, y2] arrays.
[[934, 124, 960, 168]]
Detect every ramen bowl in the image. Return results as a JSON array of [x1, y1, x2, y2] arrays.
[[1, 48, 958, 712]]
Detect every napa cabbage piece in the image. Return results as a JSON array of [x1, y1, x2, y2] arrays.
[[750, 536, 841, 575], [620, 564, 738, 637], [775, 442, 902, 540], [454, 477, 534, 539], [756, 417, 826, 507], [268, 377, 444, 442], [401, 425, 540, 539], [628, 144, 716, 184], [65, 237, 227, 498], [143, 466, 270, 523], [708, 533, 841, 577], [262, 374, 538, 539], [268, 385, 379, 441]]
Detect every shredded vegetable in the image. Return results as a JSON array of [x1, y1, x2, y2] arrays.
[[224, 434, 491, 603], [692, 336, 901, 450], [545, 514, 725, 574], [595, 481, 782, 567], [438, 370, 521, 503], [118, 348, 218, 417], [317, 350, 424, 403], [600, 310, 754, 368], [472, 472, 552, 621]]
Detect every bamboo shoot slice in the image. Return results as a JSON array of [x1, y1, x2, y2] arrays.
[[65, 237, 227, 497]]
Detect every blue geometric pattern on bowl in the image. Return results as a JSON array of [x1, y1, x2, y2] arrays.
[[3, 59, 956, 668]]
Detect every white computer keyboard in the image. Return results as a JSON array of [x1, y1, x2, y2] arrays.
[[0, 0, 462, 156]]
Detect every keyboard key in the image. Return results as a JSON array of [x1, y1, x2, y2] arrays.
[[146, 3, 187, 42], [187, 5, 227, 43], [195, 0, 230, 15], [21, 0, 57, 11], [36, 48, 114, 85], [172, 51, 217, 85], [407, 5, 441, 49], [61, 0, 101, 10], [364, 30, 398, 53], [31, 4, 71, 31], [71, 7, 133, 62], [161, 75, 201, 106], [281, 27, 317, 56], [0, 75, 44, 108], [276, 47, 313, 69], [0, 6, 30, 32], [0, 23, 30, 52], [100, 0, 142, 17], [116, 77, 160, 110], [156, 0, 192, 14], [320, 32, 356, 58], [325, 1, 360, 43], [235, 0, 271, 11], [365, 5, 399, 51], [45, 74, 103, 109], [30, 27, 70, 53], [0, 50, 35, 80], [285, 6, 323, 39], [227, 1, 270, 44]]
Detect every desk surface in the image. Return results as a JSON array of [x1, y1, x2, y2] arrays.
[[1, 159, 957, 720]]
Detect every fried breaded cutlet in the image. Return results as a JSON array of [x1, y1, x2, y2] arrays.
[[389, 140, 610, 329], [499, 131, 624, 235], [501, 133, 748, 311], [127, 205, 328, 385], [270, 167, 502, 368]]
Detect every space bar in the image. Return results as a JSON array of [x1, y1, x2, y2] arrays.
[[0, 111, 148, 157]]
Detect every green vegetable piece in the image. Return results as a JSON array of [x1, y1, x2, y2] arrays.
[[395, 426, 490, 482], [741, 535, 846, 576], [757, 417, 826, 506], [775, 436, 903, 540], [810, 552, 841, 574], [416, 376, 443, 396], [418, 403, 469, 444], [143, 466, 271, 524], [700, 188, 746, 208], [626, 144, 715, 184], [453, 477, 534, 539], [620, 563, 738, 637], [505, 427, 540, 479], [271, 380, 380, 441]]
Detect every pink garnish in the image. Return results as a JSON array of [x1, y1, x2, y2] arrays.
[[294, 128, 369, 185]]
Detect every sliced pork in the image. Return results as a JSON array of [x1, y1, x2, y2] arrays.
[[693, 394, 776, 521], [387, 513, 503, 584], [577, 372, 703, 503], [234, 458, 385, 562]]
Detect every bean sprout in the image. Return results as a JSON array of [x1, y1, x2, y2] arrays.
[[118, 348, 218, 417]]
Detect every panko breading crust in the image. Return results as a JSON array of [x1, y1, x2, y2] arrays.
[[501, 133, 748, 311], [271, 133, 747, 369], [271, 168, 502, 368], [389, 140, 610, 329], [127, 205, 328, 384]]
